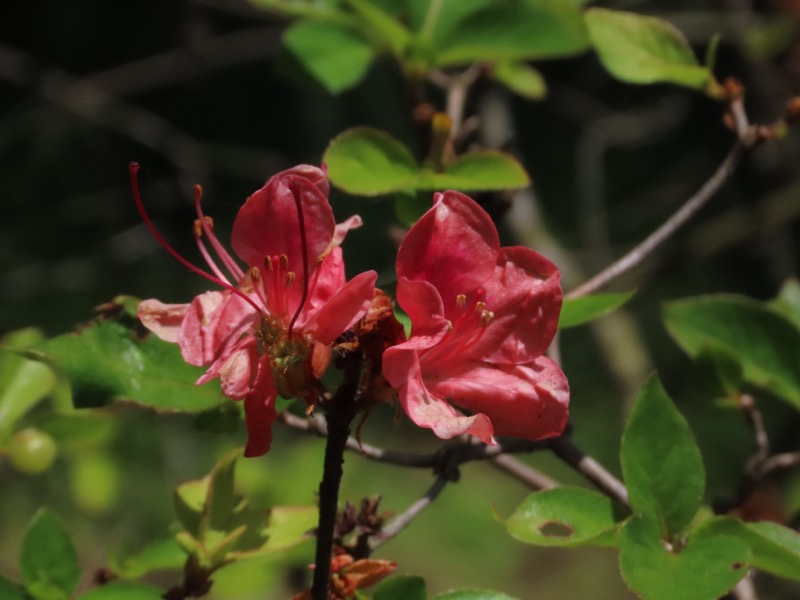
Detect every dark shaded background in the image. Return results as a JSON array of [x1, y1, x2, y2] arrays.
[[2, 1, 800, 598]]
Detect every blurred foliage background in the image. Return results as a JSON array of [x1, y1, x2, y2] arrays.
[[1, 0, 800, 598]]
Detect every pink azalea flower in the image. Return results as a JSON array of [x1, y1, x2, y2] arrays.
[[133, 164, 376, 457], [382, 191, 569, 444]]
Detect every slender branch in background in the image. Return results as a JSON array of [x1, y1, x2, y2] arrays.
[[755, 451, 800, 479], [733, 571, 759, 600], [429, 65, 482, 142], [489, 454, 559, 490], [369, 475, 450, 552], [566, 140, 747, 299], [548, 436, 629, 507], [740, 394, 770, 478], [311, 354, 362, 600]]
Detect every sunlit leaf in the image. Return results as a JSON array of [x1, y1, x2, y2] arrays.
[[424, 151, 530, 191], [108, 537, 187, 579], [585, 8, 713, 91], [619, 514, 748, 600], [346, 0, 411, 56], [769, 278, 800, 331], [324, 127, 419, 195], [663, 295, 800, 409], [503, 486, 626, 547], [559, 291, 635, 329], [436, 4, 588, 66], [283, 20, 375, 93], [621, 375, 704, 536], [20, 510, 81, 600], [492, 62, 547, 100], [34, 320, 226, 413]]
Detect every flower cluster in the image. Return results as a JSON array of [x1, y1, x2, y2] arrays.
[[136, 165, 568, 455]]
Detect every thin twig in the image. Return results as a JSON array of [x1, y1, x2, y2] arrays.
[[566, 141, 747, 299], [368, 475, 450, 551], [548, 437, 629, 506], [489, 454, 559, 490], [733, 571, 758, 600], [741, 394, 770, 477], [752, 451, 800, 480]]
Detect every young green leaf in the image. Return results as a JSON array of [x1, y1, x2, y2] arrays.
[[108, 537, 187, 579], [691, 342, 744, 401], [283, 20, 375, 94], [663, 295, 800, 409], [503, 486, 626, 547], [559, 291, 635, 329], [585, 8, 713, 91], [323, 127, 419, 195], [769, 277, 800, 331], [346, 0, 411, 57], [619, 514, 749, 600], [621, 375, 704, 536], [424, 150, 530, 191], [695, 517, 800, 580], [436, 4, 588, 66], [77, 582, 164, 600], [0, 575, 26, 600], [492, 62, 547, 100], [20, 509, 81, 600], [34, 320, 226, 413], [257, 505, 318, 553], [373, 575, 427, 600]]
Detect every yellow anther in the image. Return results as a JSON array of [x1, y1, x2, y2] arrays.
[[480, 310, 495, 327], [456, 294, 467, 309], [474, 301, 486, 314], [280, 254, 289, 271], [285, 271, 296, 286]]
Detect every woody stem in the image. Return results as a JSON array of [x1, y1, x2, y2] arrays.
[[311, 353, 362, 600]]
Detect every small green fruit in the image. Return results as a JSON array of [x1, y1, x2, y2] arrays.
[[8, 428, 57, 474]]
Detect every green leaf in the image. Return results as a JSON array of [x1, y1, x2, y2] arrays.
[[424, 151, 530, 191], [436, 4, 588, 67], [585, 8, 713, 91], [619, 514, 749, 600], [559, 291, 635, 329], [77, 582, 164, 600], [696, 517, 800, 580], [663, 295, 800, 409], [175, 476, 209, 539], [433, 590, 519, 600], [283, 20, 375, 94], [621, 375, 704, 536], [769, 277, 800, 332], [20, 509, 81, 600], [691, 342, 744, 401], [373, 575, 427, 600], [108, 537, 187, 579], [202, 449, 241, 534], [492, 62, 547, 100], [503, 486, 625, 548], [0, 330, 58, 440], [34, 320, 226, 413], [258, 505, 317, 552], [323, 127, 419, 195], [0, 575, 26, 600], [346, 0, 411, 57]]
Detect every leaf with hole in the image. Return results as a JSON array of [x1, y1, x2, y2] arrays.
[[695, 517, 800, 580], [503, 486, 626, 547]]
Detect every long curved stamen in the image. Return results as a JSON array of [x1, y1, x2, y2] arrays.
[[129, 162, 263, 315], [194, 218, 231, 285], [287, 178, 311, 337], [193, 185, 244, 281]]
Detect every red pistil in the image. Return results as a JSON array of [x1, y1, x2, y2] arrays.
[[286, 177, 311, 338], [129, 162, 263, 315]]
